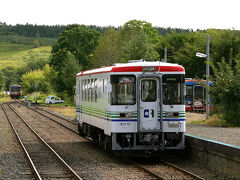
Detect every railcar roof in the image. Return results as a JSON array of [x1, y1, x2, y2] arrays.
[[10, 85, 21, 87], [185, 79, 213, 85], [77, 61, 184, 77]]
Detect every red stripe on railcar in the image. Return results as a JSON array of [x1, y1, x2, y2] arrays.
[[77, 65, 184, 77]]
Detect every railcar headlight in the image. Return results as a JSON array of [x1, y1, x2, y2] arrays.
[[126, 112, 133, 118], [166, 112, 179, 118], [119, 112, 133, 118]]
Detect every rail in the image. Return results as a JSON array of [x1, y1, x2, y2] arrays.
[[2, 103, 82, 180]]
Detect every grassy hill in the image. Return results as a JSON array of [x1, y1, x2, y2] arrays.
[[0, 42, 51, 70]]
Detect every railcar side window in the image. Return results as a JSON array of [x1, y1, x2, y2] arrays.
[[84, 79, 88, 101], [94, 79, 97, 102], [81, 80, 84, 101], [110, 75, 136, 105], [162, 74, 185, 105]]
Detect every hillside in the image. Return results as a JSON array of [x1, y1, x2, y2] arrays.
[[0, 42, 51, 70]]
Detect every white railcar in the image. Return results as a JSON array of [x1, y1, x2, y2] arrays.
[[76, 60, 185, 151]]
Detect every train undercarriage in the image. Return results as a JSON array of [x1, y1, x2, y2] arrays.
[[78, 122, 185, 152]]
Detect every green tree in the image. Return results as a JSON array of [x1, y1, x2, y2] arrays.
[[21, 69, 50, 95], [50, 24, 101, 70], [210, 58, 240, 125], [90, 20, 159, 68], [0, 71, 5, 91], [121, 30, 159, 61], [1, 67, 21, 90], [119, 20, 159, 61], [26, 55, 49, 71], [49, 51, 81, 98], [90, 28, 121, 68], [120, 20, 159, 43], [60, 52, 81, 97]]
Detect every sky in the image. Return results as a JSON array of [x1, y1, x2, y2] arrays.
[[1, 0, 240, 30]]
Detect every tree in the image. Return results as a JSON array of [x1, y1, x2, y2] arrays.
[[21, 69, 50, 95], [121, 30, 159, 61], [26, 54, 49, 71], [90, 28, 121, 68], [60, 52, 81, 96], [1, 67, 21, 90], [50, 24, 101, 70], [210, 57, 240, 125], [0, 71, 5, 91], [119, 20, 159, 61], [120, 20, 159, 43], [90, 20, 160, 68], [49, 51, 81, 98]]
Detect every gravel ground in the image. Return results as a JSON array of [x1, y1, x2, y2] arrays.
[[2, 102, 239, 179], [0, 104, 34, 179], [12, 103, 156, 179], [186, 112, 240, 147]]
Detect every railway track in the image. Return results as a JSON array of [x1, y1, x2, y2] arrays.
[[15, 101, 205, 179], [129, 159, 204, 180], [1, 103, 82, 180], [19, 101, 78, 134]]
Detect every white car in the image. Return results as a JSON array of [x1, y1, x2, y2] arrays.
[[45, 96, 64, 104]]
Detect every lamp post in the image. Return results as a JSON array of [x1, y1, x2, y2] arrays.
[[196, 34, 210, 119]]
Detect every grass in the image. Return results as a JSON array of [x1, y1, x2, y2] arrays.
[[23, 93, 76, 118], [0, 96, 11, 103], [0, 42, 35, 57], [42, 106, 76, 119], [0, 42, 51, 70], [187, 112, 237, 127]]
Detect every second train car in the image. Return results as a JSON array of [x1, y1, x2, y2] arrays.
[[9, 85, 22, 99], [76, 60, 185, 152], [185, 79, 213, 112]]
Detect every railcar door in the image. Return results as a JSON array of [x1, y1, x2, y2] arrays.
[[138, 76, 161, 131]]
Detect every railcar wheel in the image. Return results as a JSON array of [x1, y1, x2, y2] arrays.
[[78, 123, 85, 136], [104, 136, 112, 150]]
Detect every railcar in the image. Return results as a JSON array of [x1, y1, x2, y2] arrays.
[[9, 85, 22, 99], [185, 79, 213, 112], [76, 60, 185, 152]]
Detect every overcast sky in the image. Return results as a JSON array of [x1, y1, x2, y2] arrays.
[[1, 0, 239, 30]]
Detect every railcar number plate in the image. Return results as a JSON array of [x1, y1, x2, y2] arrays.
[[168, 122, 180, 128], [120, 122, 130, 126]]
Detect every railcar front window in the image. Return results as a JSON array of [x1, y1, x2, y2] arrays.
[[141, 80, 157, 102], [186, 86, 193, 99], [163, 74, 185, 105], [194, 86, 204, 99], [111, 75, 136, 105]]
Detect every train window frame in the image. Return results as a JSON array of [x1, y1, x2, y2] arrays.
[[110, 75, 136, 105], [141, 79, 157, 102], [162, 74, 185, 105]]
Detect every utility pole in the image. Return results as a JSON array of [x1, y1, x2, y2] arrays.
[[164, 48, 167, 62], [206, 35, 210, 119]]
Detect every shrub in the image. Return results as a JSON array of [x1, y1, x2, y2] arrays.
[[210, 57, 240, 125]]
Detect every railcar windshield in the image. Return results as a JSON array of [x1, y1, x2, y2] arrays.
[[163, 74, 185, 105], [194, 85, 204, 99], [10, 86, 21, 92], [186, 85, 193, 99], [110, 75, 136, 105]]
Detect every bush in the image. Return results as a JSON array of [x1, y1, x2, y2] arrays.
[[210, 57, 240, 125]]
